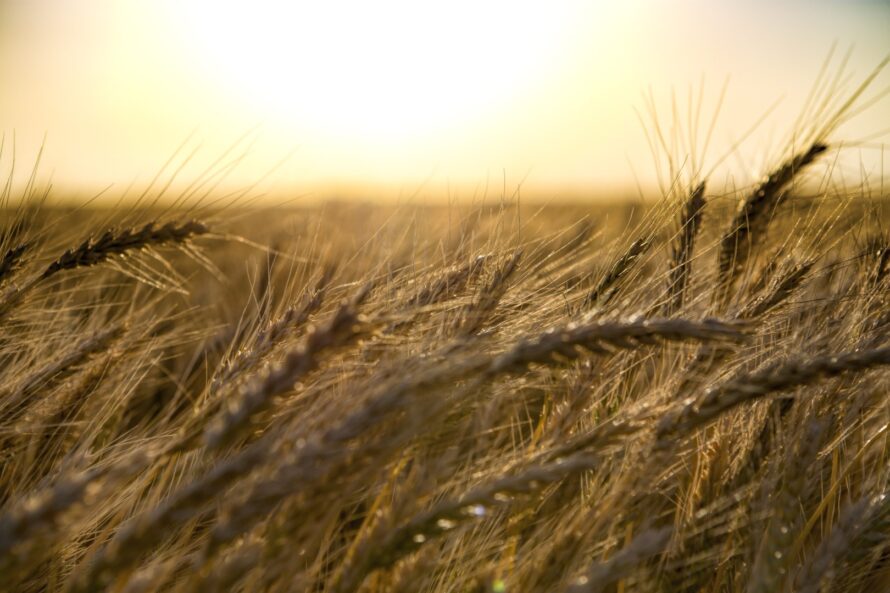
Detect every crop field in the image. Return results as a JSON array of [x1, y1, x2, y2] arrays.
[[1, 162, 889, 593], [1, 53, 890, 593]]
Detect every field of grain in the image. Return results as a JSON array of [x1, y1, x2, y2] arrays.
[[2, 72, 890, 592]]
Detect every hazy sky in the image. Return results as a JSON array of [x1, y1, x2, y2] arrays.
[[0, 0, 888, 201]]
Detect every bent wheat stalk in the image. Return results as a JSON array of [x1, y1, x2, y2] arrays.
[[659, 346, 890, 439], [42, 220, 209, 279], [0, 221, 208, 321], [203, 286, 372, 452]]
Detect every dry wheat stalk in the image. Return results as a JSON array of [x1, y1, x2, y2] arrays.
[[203, 288, 372, 451], [666, 183, 706, 313], [69, 436, 274, 593], [334, 452, 608, 591], [565, 527, 671, 592], [738, 259, 814, 319], [209, 269, 331, 397], [335, 369, 697, 591], [407, 254, 488, 307], [795, 492, 883, 593], [0, 243, 28, 287], [490, 317, 743, 374], [42, 221, 208, 279], [0, 221, 208, 322], [0, 449, 149, 581], [0, 467, 104, 562], [677, 260, 813, 395], [747, 420, 826, 593], [660, 346, 890, 439], [0, 323, 126, 428], [457, 250, 522, 336], [587, 236, 651, 306], [717, 143, 826, 296], [23, 352, 120, 485]]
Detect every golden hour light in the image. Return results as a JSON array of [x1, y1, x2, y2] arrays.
[[1, 0, 886, 196], [173, 1, 590, 140], [2, 3, 890, 593]]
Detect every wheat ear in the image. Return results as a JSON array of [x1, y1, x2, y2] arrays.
[[659, 346, 890, 439], [490, 317, 744, 374], [666, 183, 706, 313], [587, 236, 651, 306], [42, 220, 208, 279], [0, 323, 126, 427], [203, 287, 372, 451], [0, 243, 28, 287], [717, 143, 826, 297], [457, 250, 522, 336], [210, 269, 331, 397], [566, 527, 671, 592]]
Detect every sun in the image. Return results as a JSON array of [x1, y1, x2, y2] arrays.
[[168, 1, 587, 145]]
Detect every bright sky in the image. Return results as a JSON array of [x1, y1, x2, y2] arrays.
[[0, 0, 888, 201]]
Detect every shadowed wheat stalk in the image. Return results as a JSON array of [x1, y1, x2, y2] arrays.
[[41, 220, 208, 279], [666, 182, 706, 313], [716, 143, 827, 303]]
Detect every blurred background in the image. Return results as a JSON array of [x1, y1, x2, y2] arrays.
[[0, 0, 887, 202]]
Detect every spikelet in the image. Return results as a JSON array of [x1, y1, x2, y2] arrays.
[[666, 183, 706, 313], [204, 286, 372, 451], [0, 243, 28, 287], [660, 346, 890, 439], [42, 220, 208, 279], [587, 237, 651, 306], [566, 527, 671, 592], [456, 250, 522, 336], [491, 317, 743, 374], [716, 143, 826, 299]]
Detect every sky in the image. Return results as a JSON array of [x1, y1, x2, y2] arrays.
[[0, 0, 888, 202]]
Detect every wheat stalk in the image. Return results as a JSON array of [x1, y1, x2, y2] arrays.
[[203, 287, 372, 451], [42, 221, 208, 279], [587, 236, 651, 306], [0, 243, 28, 287], [716, 143, 826, 298], [209, 268, 331, 397], [660, 346, 890, 439], [490, 317, 743, 374], [0, 323, 126, 428], [666, 183, 706, 313], [565, 527, 671, 593], [457, 250, 522, 336]]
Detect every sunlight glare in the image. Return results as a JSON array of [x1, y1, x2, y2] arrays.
[[171, 1, 589, 143]]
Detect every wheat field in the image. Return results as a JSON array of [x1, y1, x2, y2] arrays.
[[1, 67, 890, 593]]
